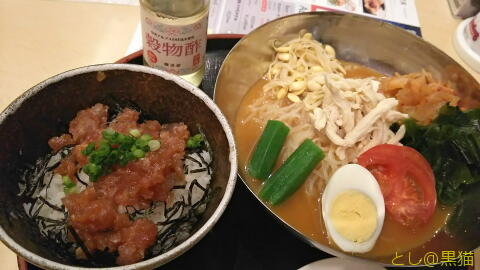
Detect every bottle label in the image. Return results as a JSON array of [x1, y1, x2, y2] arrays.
[[141, 7, 208, 75]]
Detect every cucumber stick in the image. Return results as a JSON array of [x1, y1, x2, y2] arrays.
[[260, 139, 325, 205], [247, 120, 290, 180]]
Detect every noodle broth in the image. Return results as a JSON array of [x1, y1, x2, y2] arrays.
[[233, 64, 461, 263]]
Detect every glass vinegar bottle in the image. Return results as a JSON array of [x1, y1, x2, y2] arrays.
[[140, 0, 209, 86]]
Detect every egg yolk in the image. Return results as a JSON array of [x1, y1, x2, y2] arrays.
[[330, 190, 377, 243]]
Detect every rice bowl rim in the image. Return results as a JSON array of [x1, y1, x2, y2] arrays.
[[0, 63, 238, 270]]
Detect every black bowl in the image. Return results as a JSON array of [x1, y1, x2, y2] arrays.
[[0, 64, 237, 269]]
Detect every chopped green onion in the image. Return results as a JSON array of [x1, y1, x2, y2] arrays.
[[117, 136, 134, 150], [97, 142, 111, 156], [62, 175, 77, 194], [123, 152, 135, 164], [119, 155, 129, 166], [83, 163, 102, 181], [104, 150, 119, 165], [64, 186, 76, 194], [88, 152, 103, 164], [104, 127, 115, 135], [81, 129, 158, 180], [140, 134, 152, 141], [62, 175, 75, 188], [115, 133, 127, 144], [81, 143, 96, 156], [133, 149, 145, 158], [102, 128, 116, 140], [135, 138, 149, 148], [90, 163, 101, 175], [129, 128, 141, 137], [124, 135, 135, 145], [130, 145, 138, 152], [187, 134, 204, 149], [148, 140, 161, 151]]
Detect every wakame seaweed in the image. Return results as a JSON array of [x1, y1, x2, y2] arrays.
[[445, 183, 480, 245], [402, 105, 480, 205]]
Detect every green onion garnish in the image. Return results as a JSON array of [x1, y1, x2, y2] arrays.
[[81, 129, 160, 181], [62, 175, 75, 188], [129, 129, 141, 137], [81, 142, 96, 156], [187, 133, 204, 149], [140, 134, 152, 141], [62, 175, 77, 194], [148, 140, 161, 151], [133, 149, 145, 158], [102, 128, 116, 140]]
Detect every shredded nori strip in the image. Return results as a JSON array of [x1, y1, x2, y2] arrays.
[[190, 168, 207, 173], [184, 155, 202, 167], [68, 226, 94, 261], [75, 169, 89, 186], [37, 196, 64, 212], [195, 150, 213, 175]]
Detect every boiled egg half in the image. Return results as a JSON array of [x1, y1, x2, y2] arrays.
[[321, 164, 385, 253]]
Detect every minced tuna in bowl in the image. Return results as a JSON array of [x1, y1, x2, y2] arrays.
[[19, 103, 213, 266]]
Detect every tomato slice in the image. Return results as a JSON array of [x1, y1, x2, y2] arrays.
[[358, 144, 437, 227]]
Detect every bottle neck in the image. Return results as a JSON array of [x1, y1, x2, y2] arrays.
[[140, 0, 209, 18]]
